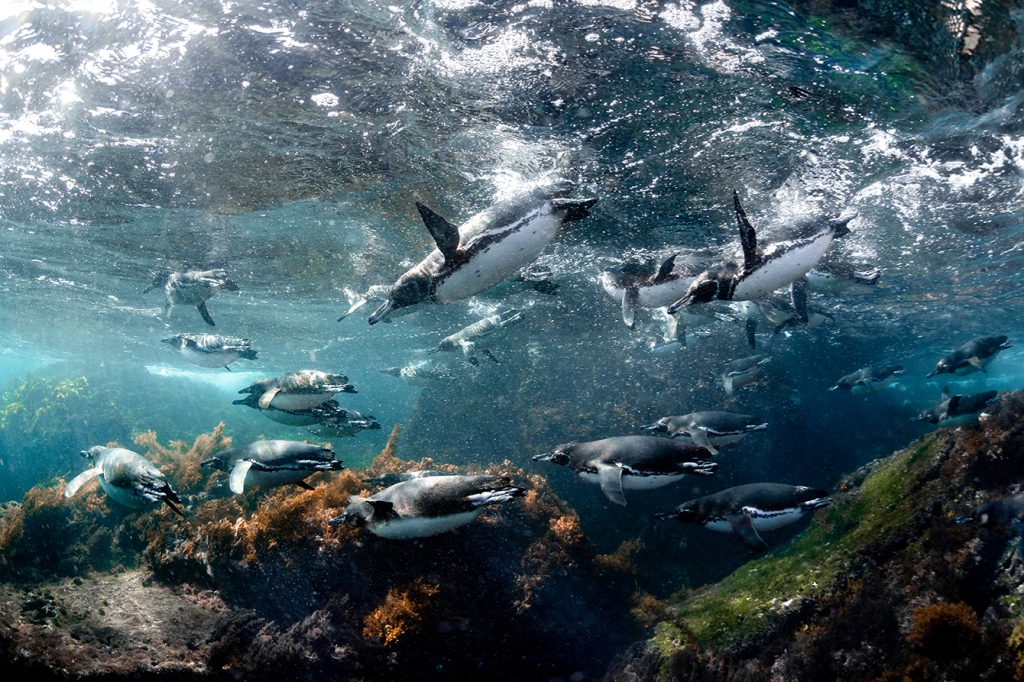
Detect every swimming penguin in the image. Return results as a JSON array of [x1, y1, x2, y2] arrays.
[[327, 474, 524, 539], [807, 262, 881, 291], [144, 268, 239, 326], [200, 440, 343, 494], [927, 335, 1012, 378], [644, 411, 768, 455], [914, 387, 999, 427], [367, 183, 596, 324], [830, 364, 905, 394], [305, 409, 381, 438], [235, 370, 356, 411], [668, 191, 853, 320], [161, 333, 257, 370], [956, 493, 1024, 557], [532, 435, 717, 506], [655, 483, 832, 551], [721, 354, 771, 395], [380, 359, 458, 385], [363, 470, 448, 487], [600, 251, 706, 328], [432, 309, 523, 365], [65, 446, 184, 517]]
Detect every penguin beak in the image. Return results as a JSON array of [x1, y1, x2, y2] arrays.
[[368, 299, 394, 325], [926, 369, 939, 379], [160, 337, 177, 345], [642, 422, 665, 433], [666, 295, 690, 315], [532, 452, 555, 462], [199, 458, 218, 468], [79, 450, 91, 459], [954, 514, 975, 525], [326, 514, 348, 526], [143, 284, 156, 294]]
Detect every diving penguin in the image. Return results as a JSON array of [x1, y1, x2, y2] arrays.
[[368, 183, 596, 324], [327, 474, 524, 539], [235, 370, 357, 411], [668, 191, 853, 320], [830, 364, 905, 394], [145, 268, 239, 326], [64, 446, 184, 517], [533, 435, 717, 506], [161, 333, 257, 370], [721, 354, 771, 395], [200, 440, 343, 494], [927, 335, 1012, 378], [232, 396, 378, 436], [644, 411, 768, 455], [913, 387, 999, 427], [655, 482, 832, 552], [599, 251, 705, 328], [432, 308, 523, 365]]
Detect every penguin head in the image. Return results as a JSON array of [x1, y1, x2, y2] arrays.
[[369, 274, 434, 325], [144, 269, 171, 293], [912, 408, 939, 424], [532, 443, 575, 467], [926, 361, 950, 379], [232, 393, 260, 409], [676, 272, 720, 308], [643, 418, 671, 435], [79, 447, 99, 461], [161, 335, 186, 349], [669, 504, 700, 523]]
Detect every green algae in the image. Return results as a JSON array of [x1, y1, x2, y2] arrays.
[[657, 434, 943, 653]]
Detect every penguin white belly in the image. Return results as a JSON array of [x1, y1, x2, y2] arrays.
[[98, 475, 150, 509], [368, 510, 483, 539], [704, 507, 805, 533], [599, 274, 623, 301], [435, 211, 560, 303], [269, 392, 334, 411], [733, 233, 833, 300], [677, 432, 747, 447], [937, 413, 981, 427], [181, 347, 235, 368], [578, 471, 684, 490], [850, 378, 894, 395], [600, 278, 693, 309]]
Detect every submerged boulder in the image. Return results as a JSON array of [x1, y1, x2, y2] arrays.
[[607, 391, 1024, 681]]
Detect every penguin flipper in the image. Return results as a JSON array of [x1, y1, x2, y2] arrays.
[[733, 190, 761, 273], [258, 387, 282, 409], [597, 463, 627, 506], [791, 277, 809, 323], [727, 512, 768, 552], [654, 253, 678, 283], [745, 317, 757, 349], [968, 356, 987, 373], [480, 347, 500, 364], [622, 287, 639, 328], [416, 202, 461, 263], [163, 497, 187, 519], [229, 460, 254, 494], [64, 467, 102, 499], [196, 300, 216, 326], [690, 428, 719, 456], [295, 479, 315, 491]]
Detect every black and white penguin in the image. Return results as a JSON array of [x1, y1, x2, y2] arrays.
[[161, 333, 257, 370], [432, 309, 523, 365], [830, 364, 905, 394], [235, 370, 357, 411], [668, 191, 853, 318], [532, 435, 717, 506], [721, 354, 771, 395], [144, 268, 239, 326], [200, 440, 343, 494], [807, 261, 881, 291], [379, 360, 457, 385], [305, 409, 381, 438], [914, 388, 999, 427], [600, 252, 706, 328], [362, 470, 448, 487], [367, 183, 596, 324], [327, 474, 524, 539], [64, 446, 184, 517], [656, 482, 832, 552], [644, 411, 768, 455], [927, 335, 1012, 378]]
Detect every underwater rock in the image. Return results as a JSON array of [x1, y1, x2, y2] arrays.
[[605, 391, 1024, 681]]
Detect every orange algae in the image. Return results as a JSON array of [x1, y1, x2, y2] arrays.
[[906, 601, 980, 658], [135, 422, 232, 495], [362, 424, 457, 478], [362, 579, 440, 645], [594, 538, 643, 577], [630, 591, 668, 628]]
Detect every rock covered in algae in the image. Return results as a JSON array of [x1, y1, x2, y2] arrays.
[[606, 392, 1024, 681]]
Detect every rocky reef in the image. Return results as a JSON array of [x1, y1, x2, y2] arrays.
[[0, 424, 639, 680], [607, 392, 1024, 681]]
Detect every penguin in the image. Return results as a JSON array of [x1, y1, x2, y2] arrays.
[[200, 440, 343, 494], [807, 262, 881, 291], [830, 364, 905, 394], [956, 493, 1024, 557], [644, 411, 768, 455], [432, 309, 523, 365], [380, 360, 458, 385], [927, 335, 1012, 378], [600, 251, 707, 328], [305, 409, 381, 438], [235, 370, 356, 411], [327, 474, 524, 539], [368, 183, 596, 324], [64, 446, 184, 517], [914, 387, 999, 427], [721, 354, 770, 395], [532, 435, 717, 506], [668, 191, 853, 319], [363, 470, 448, 487], [161, 333, 257, 370], [144, 268, 238, 326], [655, 483, 832, 552]]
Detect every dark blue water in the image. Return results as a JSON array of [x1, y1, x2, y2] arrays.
[[0, 0, 1022, 673]]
